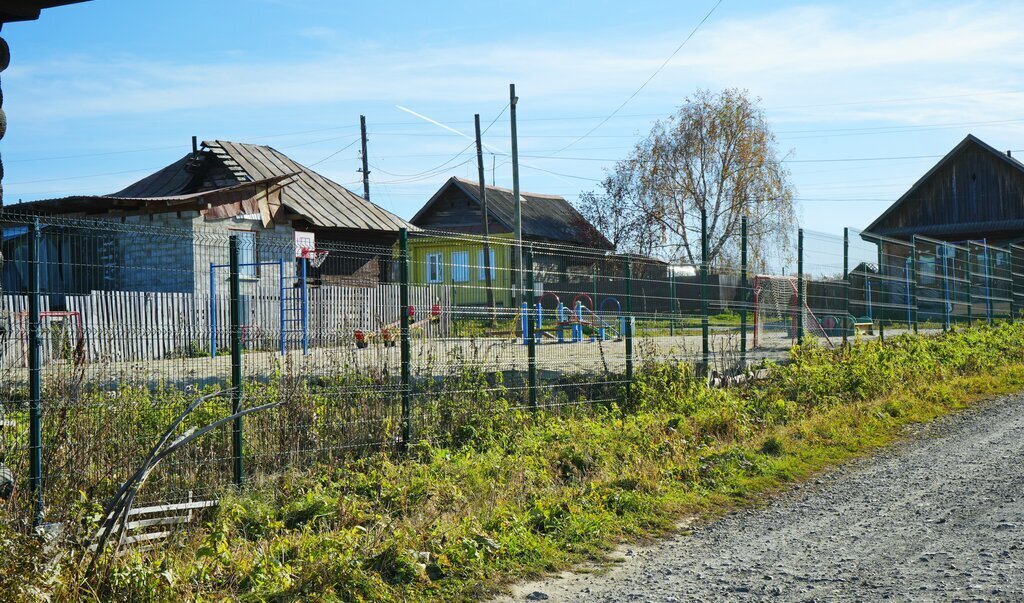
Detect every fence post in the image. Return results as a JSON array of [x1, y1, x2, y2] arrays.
[[669, 270, 675, 337], [700, 207, 710, 373], [526, 246, 537, 410], [209, 262, 217, 359], [624, 258, 633, 402], [942, 247, 951, 331], [797, 228, 805, 346], [1011, 245, 1016, 324], [910, 236, 918, 334], [28, 219, 43, 526], [399, 228, 412, 451], [966, 245, 973, 328], [740, 216, 748, 367], [842, 227, 849, 346], [228, 235, 244, 488]]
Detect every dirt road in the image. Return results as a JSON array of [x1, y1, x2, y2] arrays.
[[497, 393, 1024, 602]]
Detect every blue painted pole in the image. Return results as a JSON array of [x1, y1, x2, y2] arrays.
[[534, 302, 542, 342], [301, 258, 309, 354], [521, 302, 529, 345]]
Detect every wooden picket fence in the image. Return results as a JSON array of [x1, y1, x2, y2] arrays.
[[0, 284, 449, 366]]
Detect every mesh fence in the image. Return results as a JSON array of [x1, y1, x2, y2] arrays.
[[0, 212, 1021, 526]]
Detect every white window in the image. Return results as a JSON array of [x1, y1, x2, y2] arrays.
[[233, 230, 258, 278], [426, 253, 443, 283], [477, 248, 496, 280], [451, 251, 470, 282]]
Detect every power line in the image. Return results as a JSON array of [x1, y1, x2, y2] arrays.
[[547, 0, 724, 156], [306, 138, 361, 168]]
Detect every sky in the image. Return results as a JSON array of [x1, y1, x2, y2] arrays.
[[2, 0, 1023, 246]]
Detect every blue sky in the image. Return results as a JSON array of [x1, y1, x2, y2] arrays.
[[2, 0, 1023, 245]]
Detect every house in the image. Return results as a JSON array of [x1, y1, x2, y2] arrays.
[[407, 177, 613, 306], [861, 134, 1024, 321], [2, 140, 413, 300]]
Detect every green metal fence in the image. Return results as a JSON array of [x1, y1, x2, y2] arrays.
[[0, 210, 1018, 528]]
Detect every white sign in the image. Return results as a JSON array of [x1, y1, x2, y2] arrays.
[[294, 231, 315, 258]]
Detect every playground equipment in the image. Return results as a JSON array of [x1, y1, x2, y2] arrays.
[[209, 233, 327, 357], [353, 301, 442, 348], [520, 292, 623, 344], [752, 275, 834, 349]]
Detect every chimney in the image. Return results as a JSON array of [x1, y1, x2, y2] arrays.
[[192, 135, 198, 154], [1008, 150, 1013, 158]]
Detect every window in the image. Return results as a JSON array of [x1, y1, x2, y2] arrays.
[[426, 253, 443, 283], [477, 248, 496, 281], [232, 230, 258, 278], [451, 251, 470, 282], [918, 254, 936, 286]]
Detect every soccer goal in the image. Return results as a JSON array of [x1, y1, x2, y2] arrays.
[[752, 275, 833, 349]]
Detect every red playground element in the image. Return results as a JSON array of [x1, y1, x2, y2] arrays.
[[354, 299, 443, 349]]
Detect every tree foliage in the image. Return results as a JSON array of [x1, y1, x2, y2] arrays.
[[578, 88, 796, 270]]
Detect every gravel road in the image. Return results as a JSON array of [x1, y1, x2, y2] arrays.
[[496, 393, 1024, 602]]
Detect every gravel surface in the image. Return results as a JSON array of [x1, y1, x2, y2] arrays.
[[495, 393, 1024, 602]]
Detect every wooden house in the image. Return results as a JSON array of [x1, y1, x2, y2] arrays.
[[1, 140, 413, 300], [862, 134, 1024, 320], [407, 177, 612, 306]]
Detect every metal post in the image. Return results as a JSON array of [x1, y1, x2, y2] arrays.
[[700, 207, 710, 373], [28, 219, 43, 525], [983, 240, 993, 324], [842, 227, 849, 346], [526, 246, 537, 410], [797, 228, 804, 346], [1011, 245, 1016, 324], [740, 216, 748, 366], [209, 263, 217, 358], [966, 246, 974, 327], [278, 258, 285, 355], [910, 236, 918, 333], [942, 247, 951, 331], [300, 257, 309, 354], [624, 258, 634, 401], [399, 228, 412, 450], [669, 270, 676, 337], [228, 236, 244, 488]]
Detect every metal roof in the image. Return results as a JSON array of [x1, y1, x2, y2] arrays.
[[204, 140, 412, 232], [1, 0, 89, 23], [8, 175, 295, 214], [412, 177, 612, 249]]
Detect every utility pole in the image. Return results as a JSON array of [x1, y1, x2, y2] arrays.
[[475, 114, 496, 319], [510, 83, 523, 306], [359, 115, 370, 201]]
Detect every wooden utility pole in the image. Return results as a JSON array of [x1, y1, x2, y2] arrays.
[[510, 83, 523, 305], [359, 115, 370, 201], [475, 114, 495, 318]]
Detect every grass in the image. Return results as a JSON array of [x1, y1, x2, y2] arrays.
[[5, 323, 1024, 601]]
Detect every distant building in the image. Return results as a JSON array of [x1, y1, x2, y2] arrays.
[[862, 134, 1024, 321], [407, 177, 612, 306], [2, 140, 413, 298]]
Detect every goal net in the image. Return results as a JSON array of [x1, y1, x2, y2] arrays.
[[753, 275, 833, 349]]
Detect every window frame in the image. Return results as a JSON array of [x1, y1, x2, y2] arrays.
[[477, 248, 496, 281], [425, 252, 444, 283], [451, 251, 470, 283], [229, 228, 259, 279]]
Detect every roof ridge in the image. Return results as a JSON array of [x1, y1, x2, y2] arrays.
[[452, 176, 565, 200]]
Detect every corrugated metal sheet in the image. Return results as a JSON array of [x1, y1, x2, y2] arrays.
[[204, 140, 412, 232]]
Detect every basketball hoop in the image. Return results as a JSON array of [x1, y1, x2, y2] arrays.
[[301, 248, 329, 268]]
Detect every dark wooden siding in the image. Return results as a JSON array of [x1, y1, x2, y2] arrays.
[[872, 143, 1024, 241], [412, 186, 510, 235]]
